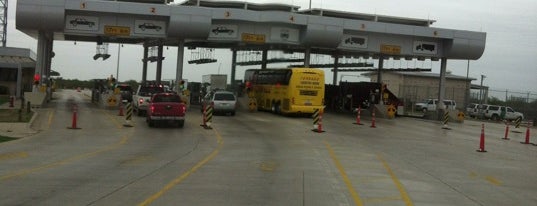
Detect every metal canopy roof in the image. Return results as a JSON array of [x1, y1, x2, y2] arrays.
[[363, 71, 477, 81], [298, 9, 435, 27], [16, 0, 486, 60], [117, 0, 174, 4], [179, 0, 300, 12], [0, 47, 37, 68]]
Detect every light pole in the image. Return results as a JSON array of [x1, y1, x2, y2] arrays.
[[479, 74, 486, 117], [116, 44, 121, 82], [479, 74, 486, 103], [465, 60, 470, 110]]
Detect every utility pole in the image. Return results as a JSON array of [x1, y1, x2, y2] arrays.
[[479, 74, 486, 106]]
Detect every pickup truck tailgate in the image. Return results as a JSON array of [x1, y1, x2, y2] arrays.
[[150, 103, 186, 117]]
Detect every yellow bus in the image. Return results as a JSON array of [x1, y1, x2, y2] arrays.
[[249, 68, 325, 115]]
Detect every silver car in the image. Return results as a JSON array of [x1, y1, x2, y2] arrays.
[[201, 90, 237, 116]]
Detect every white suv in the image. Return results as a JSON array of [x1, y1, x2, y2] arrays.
[[415, 99, 456, 112], [483, 105, 524, 121]]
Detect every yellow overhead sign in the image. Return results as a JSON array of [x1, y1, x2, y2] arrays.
[[380, 44, 401, 55], [104, 26, 131, 36], [241, 33, 265, 43]]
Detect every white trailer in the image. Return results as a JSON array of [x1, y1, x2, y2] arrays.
[[202, 74, 227, 91]]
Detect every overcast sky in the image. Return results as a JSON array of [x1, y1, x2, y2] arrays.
[[6, 0, 537, 98]]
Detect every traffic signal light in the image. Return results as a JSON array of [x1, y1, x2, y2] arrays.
[[33, 73, 40, 85], [179, 80, 185, 91]]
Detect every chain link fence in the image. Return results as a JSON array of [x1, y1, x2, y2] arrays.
[[487, 88, 537, 124]]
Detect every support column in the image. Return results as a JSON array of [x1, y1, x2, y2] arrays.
[[34, 31, 47, 92], [333, 55, 339, 85], [45, 38, 53, 84], [156, 45, 163, 85], [16, 64, 22, 98], [231, 49, 237, 92], [377, 55, 384, 84], [45, 37, 54, 101], [437, 57, 448, 120], [261, 49, 268, 69], [175, 40, 185, 93], [304, 48, 311, 67], [142, 45, 148, 84]]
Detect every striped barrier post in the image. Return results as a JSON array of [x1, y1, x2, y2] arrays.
[[442, 110, 450, 130], [312, 108, 324, 133], [512, 116, 523, 133], [123, 103, 133, 127], [200, 104, 213, 129]]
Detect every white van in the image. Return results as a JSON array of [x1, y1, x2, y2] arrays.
[[415, 99, 456, 112]]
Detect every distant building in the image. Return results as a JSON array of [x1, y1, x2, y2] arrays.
[[0, 47, 37, 98], [363, 71, 485, 110]]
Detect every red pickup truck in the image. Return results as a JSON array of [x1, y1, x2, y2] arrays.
[[146, 93, 186, 128]]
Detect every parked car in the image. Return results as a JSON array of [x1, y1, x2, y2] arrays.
[[466, 103, 482, 118], [482, 105, 524, 121], [415, 99, 456, 112], [146, 93, 186, 127], [201, 90, 237, 115]]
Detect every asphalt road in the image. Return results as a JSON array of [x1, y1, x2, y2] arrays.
[[0, 90, 536, 206]]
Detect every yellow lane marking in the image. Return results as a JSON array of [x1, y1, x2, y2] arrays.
[[0, 152, 28, 161], [377, 154, 414, 206], [469, 172, 502, 186], [0, 135, 129, 181], [103, 110, 124, 129], [138, 128, 224, 206], [324, 141, 364, 206], [47, 110, 54, 129], [485, 176, 502, 186]]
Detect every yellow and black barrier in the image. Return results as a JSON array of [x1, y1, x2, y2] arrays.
[[515, 116, 522, 129], [442, 110, 451, 130], [123, 103, 133, 127], [312, 108, 325, 133], [200, 104, 213, 129]]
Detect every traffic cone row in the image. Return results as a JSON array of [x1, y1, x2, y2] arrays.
[[477, 121, 535, 152]]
